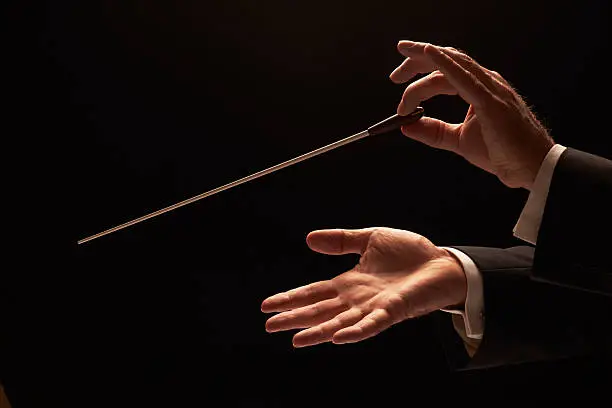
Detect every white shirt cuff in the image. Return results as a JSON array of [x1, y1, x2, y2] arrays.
[[440, 247, 484, 339], [513, 144, 567, 245], [438, 145, 566, 344]]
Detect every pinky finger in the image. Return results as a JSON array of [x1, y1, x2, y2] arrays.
[[332, 309, 393, 344]]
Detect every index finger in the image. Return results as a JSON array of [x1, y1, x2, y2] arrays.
[[261, 280, 337, 313], [398, 41, 491, 108], [422, 45, 491, 108]]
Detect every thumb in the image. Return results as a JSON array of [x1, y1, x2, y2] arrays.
[[306, 228, 375, 255], [401, 116, 459, 152]]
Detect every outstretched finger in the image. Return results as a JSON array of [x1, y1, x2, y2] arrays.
[[292, 308, 364, 347], [265, 297, 349, 332], [440, 48, 511, 96], [389, 56, 437, 84], [397, 70, 457, 115], [332, 309, 394, 344], [306, 228, 375, 256], [422, 45, 492, 108], [261, 281, 337, 313]]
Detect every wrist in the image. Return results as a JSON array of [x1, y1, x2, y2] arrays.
[[523, 137, 555, 191], [439, 248, 468, 307]]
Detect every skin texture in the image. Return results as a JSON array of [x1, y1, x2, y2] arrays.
[[391, 41, 554, 191], [262, 41, 556, 348], [261, 228, 466, 347]]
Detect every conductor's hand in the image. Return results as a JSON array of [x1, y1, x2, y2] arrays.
[[390, 40, 554, 190], [261, 227, 466, 347]]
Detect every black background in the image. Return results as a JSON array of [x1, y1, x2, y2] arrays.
[[3, 0, 611, 406]]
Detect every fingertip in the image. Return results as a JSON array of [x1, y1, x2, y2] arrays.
[[264, 320, 276, 333], [305, 230, 316, 245], [305, 229, 341, 254], [292, 335, 305, 348], [260, 298, 277, 313], [397, 102, 406, 116], [331, 332, 352, 345], [398, 100, 419, 117], [305, 231, 320, 251], [397, 40, 416, 51]]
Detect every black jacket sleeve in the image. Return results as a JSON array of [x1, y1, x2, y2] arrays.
[[438, 148, 612, 369], [443, 246, 612, 370], [532, 148, 612, 295]]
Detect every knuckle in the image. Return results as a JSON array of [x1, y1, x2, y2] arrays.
[[416, 234, 434, 250], [364, 315, 378, 326], [332, 314, 344, 327], [369, 227, 384, 241], [302, 285, 313, 299], [312, 326, 325, 338], [387, 295, 409, 321], [450, 47, 470, 61], [492, 95, 513, 110], [495, 168, 513, 185], [309, 303, 320, 316], [422, 43, 435, 53], [421, 119, 446, 149], [457, 51, 470, 61], [430, 70, 447, 83]]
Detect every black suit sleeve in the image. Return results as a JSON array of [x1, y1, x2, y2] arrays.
[[437, 148, 612, 369], [532, 148, 612, 295], [440, 246, 612, 370]]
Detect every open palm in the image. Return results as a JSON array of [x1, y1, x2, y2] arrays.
[[261, 228, 466, 347]]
